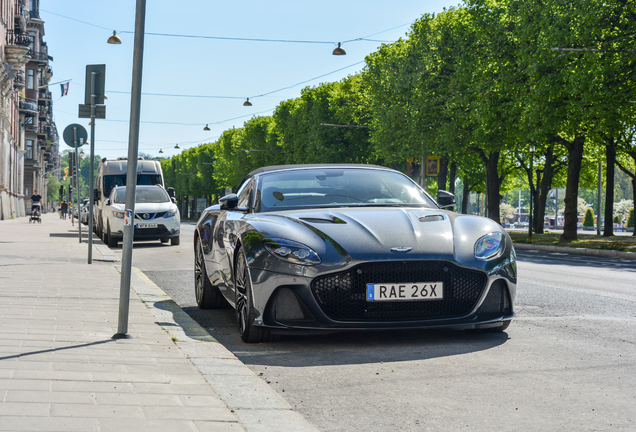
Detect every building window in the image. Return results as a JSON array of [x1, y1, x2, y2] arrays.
[[27, 139, 33, 159], [27, 69, 34, 89]]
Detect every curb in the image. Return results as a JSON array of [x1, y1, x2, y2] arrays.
[[120, 265, 319, 432], [513, 242, 636, 260]]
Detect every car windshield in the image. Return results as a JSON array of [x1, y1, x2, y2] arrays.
[[257, 168, 436, 212], [113, 187, 169, 204]]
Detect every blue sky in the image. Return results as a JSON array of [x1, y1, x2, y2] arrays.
[[43, 0, 459, 160]]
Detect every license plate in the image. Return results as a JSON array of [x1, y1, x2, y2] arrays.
[[136, 223, 158, 228], [366, 282, 443, 301]]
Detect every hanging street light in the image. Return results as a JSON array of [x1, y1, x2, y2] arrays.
[[333, 42, 346, 55], [203, 124, 210, 131], [174, 143, 180, 149], [107, 31, 122, 44], [243, 98, 252, 106], [159, 149, 163, 153]]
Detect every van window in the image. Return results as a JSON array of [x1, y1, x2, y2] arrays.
[[103, 174, 162, 199]]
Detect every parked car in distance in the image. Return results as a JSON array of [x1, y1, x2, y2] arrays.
[[80, 198, 90, 225], [194, 164, 517, 343], [103, 185, 180, 247]]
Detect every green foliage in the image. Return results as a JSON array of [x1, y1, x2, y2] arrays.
[[628, 209, 635, 228], [46, 173, 61, 202], [156, 0, 636, 214], [583, 208, 595, 227], [613, 215, 621, 224]]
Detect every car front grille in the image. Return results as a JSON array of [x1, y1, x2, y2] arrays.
[[133, 225, 169, 237], [311, 261, 487, 321]]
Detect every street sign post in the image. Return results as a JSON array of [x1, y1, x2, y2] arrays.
[[62, 124, 87, 244]]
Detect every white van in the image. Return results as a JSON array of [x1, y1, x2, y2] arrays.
[[93, 158, 173, 241]]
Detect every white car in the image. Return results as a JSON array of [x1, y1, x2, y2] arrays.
[[103, 185, 180, 247]]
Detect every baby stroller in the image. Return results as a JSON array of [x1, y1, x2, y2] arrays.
[[29, 203, 41, 223]]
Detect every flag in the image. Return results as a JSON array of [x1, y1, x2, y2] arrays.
[[60, 82, 69, 97], [63, 167, 68, 180]]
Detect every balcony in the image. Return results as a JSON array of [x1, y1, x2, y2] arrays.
[[27, 50, 50, 64], [13, 71, 25, 88], [19, 99, 38, 115], [14, 0, 28, 31], [5, 30, 30, 69], [38, 106, 50, 119], [38, 90, 51, 103]]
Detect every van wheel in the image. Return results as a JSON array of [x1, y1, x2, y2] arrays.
[[171, 236, 180, 246]]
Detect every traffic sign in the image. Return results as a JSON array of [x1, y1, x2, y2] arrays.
[[85, 64, 106, 105], [78, 104, 106, 119], [63, 124, 88, 148]]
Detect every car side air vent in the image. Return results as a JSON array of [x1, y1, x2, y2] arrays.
[[419, 215, 444, 222]]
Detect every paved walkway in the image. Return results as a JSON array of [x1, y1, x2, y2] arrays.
[[0, 213, 318, 432]]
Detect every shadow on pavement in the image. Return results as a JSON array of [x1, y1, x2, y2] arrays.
[[179, 306, 509, 368]]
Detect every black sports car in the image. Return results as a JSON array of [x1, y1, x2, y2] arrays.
[[194, 164, 516, 342]]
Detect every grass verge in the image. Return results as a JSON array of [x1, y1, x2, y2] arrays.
[[508, 231, 636, 252]]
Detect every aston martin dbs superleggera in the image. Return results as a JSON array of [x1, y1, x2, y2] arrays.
[[194, 164, 516, 342]]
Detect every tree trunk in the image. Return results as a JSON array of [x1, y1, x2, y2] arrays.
[[603, 138, 616, 237], [560, 136, 585, 241], [633, 175, 636, 237], [616, 151, 636, 237], [532, 170, 542, 234], [437, 158, 449, 192], [462, 178, 470, 214], [535, 145, 556, 234], [448, 162, 457, 195], [483, 151, 501, 223]]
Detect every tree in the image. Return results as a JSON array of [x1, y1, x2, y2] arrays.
[[583, 208, 595, 227]]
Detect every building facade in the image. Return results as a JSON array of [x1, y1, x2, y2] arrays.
[[0, 0, 58, 220]]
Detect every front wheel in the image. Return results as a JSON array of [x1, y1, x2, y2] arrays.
[[171, 236, 180, 246], [195, 241, 228, 309], [235, 248, 277, 343]]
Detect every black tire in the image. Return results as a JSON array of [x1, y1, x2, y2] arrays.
[[235, 248, 277, 343], [194, 241, 227, 309], [467, 320, 511, 333], [171, 236, 180, 246], [107, 224, 118, 248]]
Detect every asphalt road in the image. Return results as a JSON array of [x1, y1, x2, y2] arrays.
[[114, 223, 636, 432]]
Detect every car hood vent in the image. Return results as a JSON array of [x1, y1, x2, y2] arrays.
[[299, 216, 346, 224], [418, 214, 445, 222]]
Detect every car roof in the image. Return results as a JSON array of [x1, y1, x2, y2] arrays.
[[247, 163, 391, 177]]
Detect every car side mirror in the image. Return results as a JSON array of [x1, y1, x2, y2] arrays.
[[171, 197, 176, 204], [219, 193, 239, 210], [94, 189, 100, 202], [437, 190, 456, 208], [167, 187, 175, 198], [105, 198, 111, 206]]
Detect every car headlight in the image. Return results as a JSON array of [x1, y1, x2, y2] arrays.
[[474, 232, 504, 260], [263, 238, 321, 265], [163, 210, 177, 218], [112, 211, 125, 219]]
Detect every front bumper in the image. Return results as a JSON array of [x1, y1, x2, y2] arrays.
[[109, 217, 180, 242], [249, 260, 516, 333]]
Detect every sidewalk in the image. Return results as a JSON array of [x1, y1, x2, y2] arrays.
[[0, 213, 318, 432]]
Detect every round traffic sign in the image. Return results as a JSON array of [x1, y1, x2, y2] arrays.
[[63, 124, 88, 147]]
